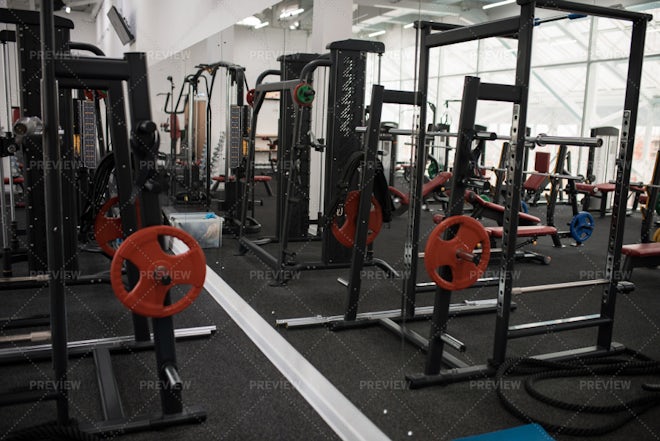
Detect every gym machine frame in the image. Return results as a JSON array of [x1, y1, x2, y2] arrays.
[[0, 4, 214, 434], [239, 40, 397, 285], [404, 0, 650, 388], [278, 86, 511, 332]]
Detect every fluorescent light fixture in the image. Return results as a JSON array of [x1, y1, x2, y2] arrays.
[[237, 16, 261, 26], [403, 22, 414, 29], [483, 0, 515, 10], [254, 21, 269, 29], [280, 8, 304, 19], [368, 30, 386, 37]]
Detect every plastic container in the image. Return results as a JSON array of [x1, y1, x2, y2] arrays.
[[169, 212, 223, 248]]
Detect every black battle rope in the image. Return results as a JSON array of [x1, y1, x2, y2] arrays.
[[6, 420, 100, 441], [495, 356, 660, 437]]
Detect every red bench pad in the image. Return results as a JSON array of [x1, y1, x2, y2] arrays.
[[466, 191, 542, 224], [213, 175, 271, 182], [389, 186, 409, 206], [575, 182, 616, 194], [621, 242, 660, 257], [486, 225, 557, 238], [523, 174, 546, 191], [3, 177, 24, 185]]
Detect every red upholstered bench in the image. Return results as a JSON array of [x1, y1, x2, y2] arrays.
[[486, 225, 557, 238], [576, 182, 616, 217], [523, 174, 547, 192], [622, 242, 660, 257], [621, 242, 660, 280], [389, 172, 452, 208], [465, 191, 541, 226], [212, 175, 272, 196], [3, 177, 24, 185], [575, 182, 616, 194]]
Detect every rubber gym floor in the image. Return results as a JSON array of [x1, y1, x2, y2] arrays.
[[2, 180, 660, 441]]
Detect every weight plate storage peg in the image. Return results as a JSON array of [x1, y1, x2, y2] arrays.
[[331, 190, 383, 248], [110, 225, 206, 318], [94, 197, 124, 257], [293, 82, 315, 106], [424, 215, 490, 291], [569, 211, 595, 243]]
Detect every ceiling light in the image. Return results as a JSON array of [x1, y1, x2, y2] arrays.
[[254, 21, 269, 29], [403, 22, 414, 29], [237, 16, 261, 26], [368, 30, 386, 37], [280, 8, 304, 19], [64, 6, 71, 13], [483, 0, 515, 10]]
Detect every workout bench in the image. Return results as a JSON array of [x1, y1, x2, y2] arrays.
[[621, 242, 660, 280], [212, 174, 273, 196], [466, 191, 541, 226], [486, 225, 557, 265], [575, 182, 616, 217]]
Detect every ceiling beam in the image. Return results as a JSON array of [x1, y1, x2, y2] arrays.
[[354, 0, 462, 16]]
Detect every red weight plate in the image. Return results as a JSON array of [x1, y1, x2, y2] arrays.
[[110, 225, 206, 318], [424, 215, 490, 291], [94, 197, 123, 257], [331, 190, 383, 248]]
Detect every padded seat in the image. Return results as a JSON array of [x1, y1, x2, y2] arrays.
[[465, 191, 541, 225], [523, 174, 546, 191], [575, 182, 616, 194], [389, 172, 452, 207], [621, 242, 660, 280], [621, 242, 660, 257], [212, 175, 235, 182], [212, 174, 272, 195], [3, 177, 24, 185], [486, 225, 557, 238]]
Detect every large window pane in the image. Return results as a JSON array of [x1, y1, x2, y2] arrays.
[[532, 18, 591, 65]]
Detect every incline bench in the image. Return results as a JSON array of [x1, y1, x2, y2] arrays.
[[466, 191, 541, 226], [621, 242, 660, 280]]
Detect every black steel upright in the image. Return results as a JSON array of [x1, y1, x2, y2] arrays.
[[39, 0, 69, 423], [276, 53, 320, 240], [0, 9, 73, 272], [596, 11, 648, 349]]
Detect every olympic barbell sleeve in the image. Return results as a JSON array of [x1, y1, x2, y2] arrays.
[[456, 249, 480, 265], [533, 134, 602, 147], [511, 279, 609, 295]]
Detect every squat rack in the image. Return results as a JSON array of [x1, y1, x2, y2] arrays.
[[404, 0, 651, 388]]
